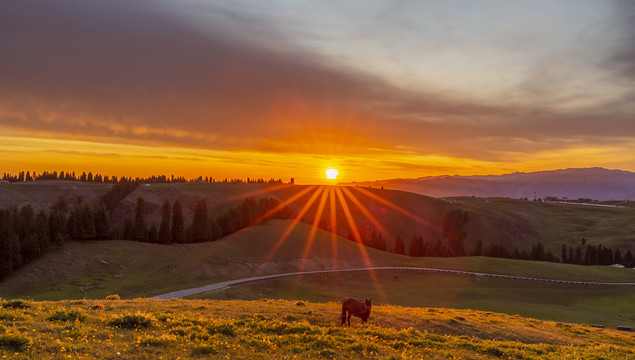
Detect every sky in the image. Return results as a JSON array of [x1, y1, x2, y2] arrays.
[[2, 0, 635, 184]]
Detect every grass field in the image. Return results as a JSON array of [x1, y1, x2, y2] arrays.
[[194, 270, 635, 328], [456, 197, 635, 254], [2, 220, 633, 328], [1, 298, 633, 359]]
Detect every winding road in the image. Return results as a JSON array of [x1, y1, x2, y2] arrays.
[[149, 266, 635, 300]]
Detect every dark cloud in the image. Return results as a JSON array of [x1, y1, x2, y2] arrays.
[[1, 0, 634, 164]]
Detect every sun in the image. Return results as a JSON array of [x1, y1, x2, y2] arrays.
[[325, 168, 339, 180]]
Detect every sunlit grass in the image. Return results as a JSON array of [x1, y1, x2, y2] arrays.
[[0, 298, 633, 359]]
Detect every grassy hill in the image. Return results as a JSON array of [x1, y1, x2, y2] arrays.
[[2, 220, 633, 327], [1, 298, 633, 359], [2, 181, 634, 256], [456, 197, 635, 254], [0, 181, 113, 212]]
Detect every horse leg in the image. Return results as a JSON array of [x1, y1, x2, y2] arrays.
[[347, 313, 352, 327], [341, 304, 347, 326]]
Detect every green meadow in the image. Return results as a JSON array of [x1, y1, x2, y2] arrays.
[[1, 298, 634, 359], [2, 220, 633, 328]]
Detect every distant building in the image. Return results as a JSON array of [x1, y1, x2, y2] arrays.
[[0, 180, 9, 185]]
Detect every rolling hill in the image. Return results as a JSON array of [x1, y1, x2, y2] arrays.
[[2, 180, 634, 260], [1, 219, 634, 327]]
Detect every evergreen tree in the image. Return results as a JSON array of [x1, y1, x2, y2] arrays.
[[574, 245, 583, 265], [408, 234, 424, 257], [442, 209, 468, 256], [614, 249, 623, 266], [93, 204, 110, 240], [123, 218, 134, 240], [472, 238, 484, 256], [561, 244, 568, 263], [530, 242, 545, 261], [79, 202, 96, 239], [49, 209, 67, 246], [35, 210, 49, 253], [158, 200, 172, 244], [0, 210, 16, 278], [624, 250, 633, 268], [17, 205, 39, 261], [394, 235, 406, 255], [148, 225, 158, 244], [189, 199, 210, 242], [171, 200, 185, 243], [133, 197, 148, 241]]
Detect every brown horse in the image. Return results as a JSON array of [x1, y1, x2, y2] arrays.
[[341, 298, 372, 327]]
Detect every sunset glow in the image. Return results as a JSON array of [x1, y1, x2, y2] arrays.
[[2, 1, 635, 183]]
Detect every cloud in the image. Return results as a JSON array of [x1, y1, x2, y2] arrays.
[[1, 0, 634, 168]]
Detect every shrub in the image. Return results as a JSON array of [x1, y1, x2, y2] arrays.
[[105, 294, 120, 300], [0, 334, 31, 351], [108, 314, 153, 329], [208, 322, 236, 337], [138, 334, 176, 347], [1, 299, 30, 309], [0, 311, 20, 321], [192, 344, 217, 355], [48, 310, 86, 322], [92, 304, 105, 311], [487, 346, 505, 357]]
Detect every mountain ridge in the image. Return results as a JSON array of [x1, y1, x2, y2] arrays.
[[341, 167, 635, 200]]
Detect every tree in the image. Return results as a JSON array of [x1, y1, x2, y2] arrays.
[[35, 210, 49, 253], [442, 209, 468, 256], [189, 199, 210, 242], [472, 238, 484, 256], [148, 225, 158, 244], [133, 197, 148, 241], [123, 218, 134, 240], [0, 210, 16, 278], [394, 235, 406, 255], [408, 234, 424, 257], [614, 249, 623, 266], [158, 200, 171, 244], [67, 199, 95, 240], [561, 244, 568, 263], [574, 245, 583, 265], [530, 242, 545, 261], [93, 204, 110, 240], [171, 200, 185, 243], [49, 209, 67, 246]]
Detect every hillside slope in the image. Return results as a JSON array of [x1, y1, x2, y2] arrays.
[[2, 219, 633, 327]]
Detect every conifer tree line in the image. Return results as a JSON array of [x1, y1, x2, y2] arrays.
[[122, 197, 294, 244], [1, 170, 287, 184], [338, 208, 634, 268]]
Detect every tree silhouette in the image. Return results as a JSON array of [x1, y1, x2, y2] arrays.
[[94, 204, 110, 240], [189, 199, 210, 242], [171, 200, 185, 244], [158, 200, 171, 244], [133, 197, 148, 242]]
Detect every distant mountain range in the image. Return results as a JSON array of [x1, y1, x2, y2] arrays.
[[341, 168, 635, 201]]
